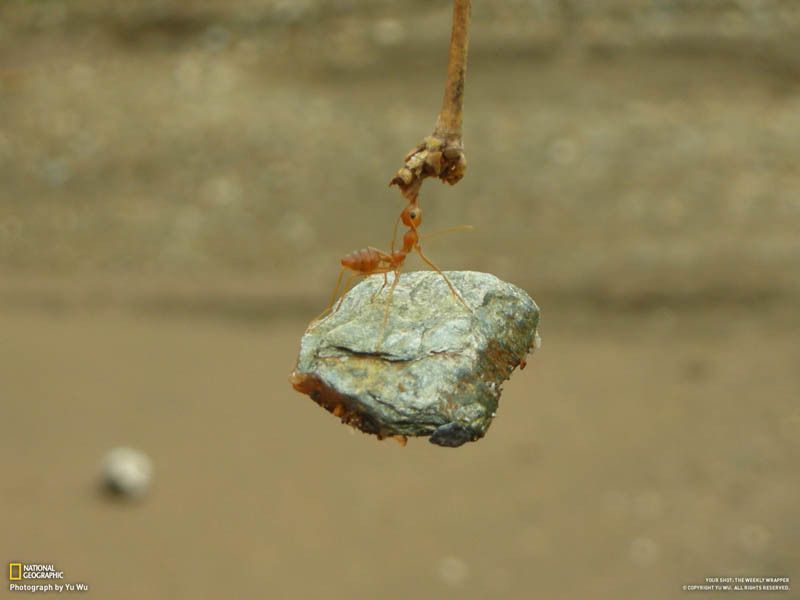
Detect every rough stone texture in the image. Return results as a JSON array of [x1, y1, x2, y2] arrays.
[[290, 271, 540, 447]]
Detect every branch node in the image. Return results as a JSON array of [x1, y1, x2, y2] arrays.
[[389, 0, 471, 203]]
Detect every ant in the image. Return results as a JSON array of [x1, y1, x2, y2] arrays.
[[317, 202, 471, 344], [313, 0, 474, 347]]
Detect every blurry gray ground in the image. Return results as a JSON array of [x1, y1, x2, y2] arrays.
[[1, 2, 799, 600]]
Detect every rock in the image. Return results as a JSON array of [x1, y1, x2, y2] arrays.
[[102, 446, 153, 499], [290, 271, 540, 447]]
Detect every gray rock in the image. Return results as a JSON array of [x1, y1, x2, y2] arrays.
[[290, 271, 540, 447]]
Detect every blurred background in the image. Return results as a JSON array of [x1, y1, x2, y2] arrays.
[[1, 0, 798, 598]]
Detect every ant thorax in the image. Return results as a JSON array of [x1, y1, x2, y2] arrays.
[[401, 230, 417, 254]]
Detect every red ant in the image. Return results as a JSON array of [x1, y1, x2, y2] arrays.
[[317, 203, 471, 339]]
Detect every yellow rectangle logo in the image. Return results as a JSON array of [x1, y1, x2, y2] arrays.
[[9, 563, 22, 581]]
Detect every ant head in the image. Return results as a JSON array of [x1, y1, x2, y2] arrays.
[[401, 204, 422, 229]]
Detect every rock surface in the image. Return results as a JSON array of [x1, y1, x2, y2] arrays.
[[290, 271, 540, 447]]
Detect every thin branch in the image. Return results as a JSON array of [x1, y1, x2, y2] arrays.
[[391, 0, 471, 203], [434, 0, 471, 140]]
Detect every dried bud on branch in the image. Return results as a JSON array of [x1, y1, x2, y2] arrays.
[[390, 0, 471, 203]]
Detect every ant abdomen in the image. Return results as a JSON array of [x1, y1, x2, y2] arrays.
[[341, 248, 381, 272]]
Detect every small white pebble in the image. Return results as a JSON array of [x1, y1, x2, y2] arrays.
[[437, 556, 468, 587], [102, 447, 153, 499]]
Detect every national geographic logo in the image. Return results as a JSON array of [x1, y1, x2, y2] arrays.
[[8, 563, 64, 580], [8, 562, 89, 593]]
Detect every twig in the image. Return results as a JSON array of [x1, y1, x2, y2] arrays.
[[434, 0, 470, 140], [391, 0, 471, 203]]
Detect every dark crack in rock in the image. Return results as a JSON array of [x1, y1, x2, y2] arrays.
[[290, 271, 540, 447]]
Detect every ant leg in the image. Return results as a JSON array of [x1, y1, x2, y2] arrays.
[[371, 272, 390, 302], [377, 268, 403, 352], [314, 267, 348, 322], [332, 272, 364, 314], [414, 244, 472, 313], [365, 248, 396, 301], [390, 213, 402, 254], [418, 224, 474, 242]]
